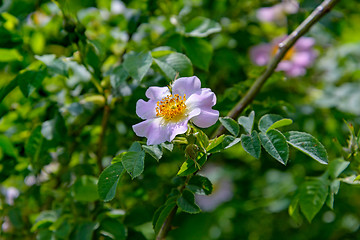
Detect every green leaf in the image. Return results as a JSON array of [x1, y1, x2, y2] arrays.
[[123, 51, 152, 81], [75, 222, 98, 240], [142, 144, 163, 161], [238, 111, 255, 134], [153, 196, 177, 234], [99, 218, 126, 240], [258, 114, 292, 133], [177, 189, 201, 214], [195, 129, 209, 150], [328, 159, 350, 179], [241, 131, 261, 159], [25, 126, 43, 157], [0, 135, 16, 157], [326, 180, 340, 209], [0, 48, 22, 62], [177, 153, 207, 176], [187, 175, 213, 195], [161, 142, 174, 152], [109, 65, 129, 97], [129, 141, 142, 152], [0, 76, 18, 102], [35, 54, 68, 76], [17, 70, 46, 97], [285, 131, 328, 164], [31, 211, 57, 232], [153, 52, 193, 80], [98, 162, 125, 201], [206, 135, 225, 153], [299, 178, 329, 222], [73, 176, 99, 202], [182, 37, 213, 70], [222, 135, 241, 150], [184, 17, 221, 37], [259, 129, 289, 165], [219, 117, 240, 136], [288, 193, 302, 224], [121, 151, 145, 179]]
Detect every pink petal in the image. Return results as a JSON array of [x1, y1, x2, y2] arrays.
[[172, 76, 201, 97], [133, 118, 168, 145], [285, 66, 306, 77], [168, 119, 189, 141], [256, 6, 283, 22], [295, 37, 315, 50], [292, 51, 316, 67], [135, 99, 157, 120], [276, 61, 293, 71], [145, 86, 170, 100], [186, 88, 217, 109], [250, 44, 272, 66], [191, 108, 219, 128]]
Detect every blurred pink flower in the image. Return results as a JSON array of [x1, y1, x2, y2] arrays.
[[195, 164, 234, 211], [250, 36, 317, 77], [257, 0, 299, 24], [133, 76, 219, 145]]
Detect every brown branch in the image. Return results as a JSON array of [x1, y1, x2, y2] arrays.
[[212, 0, 340, 138]]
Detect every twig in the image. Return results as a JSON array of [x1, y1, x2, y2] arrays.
[[212, 0, 340, 138], [156, 174, 192, 239], [96, 104, 110, 172]]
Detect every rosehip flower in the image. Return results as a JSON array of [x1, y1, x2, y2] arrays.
[[133, 76, 219, 145], [256, 0, 299, 24], [250, 36, 317, 77]]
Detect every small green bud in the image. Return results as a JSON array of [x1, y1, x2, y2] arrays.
[[185, 144, 199, 160]]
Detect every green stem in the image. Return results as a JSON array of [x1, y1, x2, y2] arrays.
[[212, 0, 340, 138]]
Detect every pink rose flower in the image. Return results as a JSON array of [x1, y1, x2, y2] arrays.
[[133, 76, 219, 145], [250, 36, 317, 77]]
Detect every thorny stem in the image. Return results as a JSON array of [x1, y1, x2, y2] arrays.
[[212, 0, 340, 138]]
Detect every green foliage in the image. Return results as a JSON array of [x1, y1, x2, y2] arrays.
[[285, 131, 328, 164], [177, 189, 201, 214], [1, 0, 360, 239], [259, 129, 289, 165], [219, 117, 240, 136], [98, 162, 125, 201], [241, 131, 261, 159]]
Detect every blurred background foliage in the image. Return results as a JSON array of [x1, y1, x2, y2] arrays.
[[0, 0, 360, 239]]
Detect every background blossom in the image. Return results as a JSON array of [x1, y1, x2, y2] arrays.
[[250, 36, 317, 77], [256, 0, 299, 25]]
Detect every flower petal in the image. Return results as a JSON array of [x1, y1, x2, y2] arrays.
[[145, 86, 170, 100], [295, 37, 315, 50], [186, 88, 217, 110], [136, 99, 157, 120], [292, 51, 317, 67], [133, 118, 168, 145], [256, 5, 284, 23], [168, 120, 189, 141], [250, 44, 272, 66], [133, 117, 191, 145], [191, 108, 219, 128], [172, 76, 201, 97], [285, 66, 306, 77]]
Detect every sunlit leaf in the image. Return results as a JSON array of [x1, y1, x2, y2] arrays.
[[285, 131, 328, 164]]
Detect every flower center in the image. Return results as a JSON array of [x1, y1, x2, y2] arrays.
[[156, 94, 187, 121], [271, 45, 295, 60]]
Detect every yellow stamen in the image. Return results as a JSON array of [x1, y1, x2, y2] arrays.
[[156, 94, 187, 122]]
